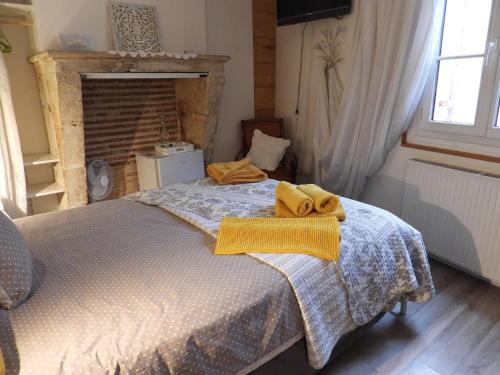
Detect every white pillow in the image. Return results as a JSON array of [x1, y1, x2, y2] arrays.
[[246, 129, 291, 171]]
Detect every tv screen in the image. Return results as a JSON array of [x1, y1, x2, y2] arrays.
[[277, 0, 351, 26]]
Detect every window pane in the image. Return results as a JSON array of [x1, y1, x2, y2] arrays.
[[440, 0, 492, 57], [496, 101, 500, 128], [432, 58, 483, 125]]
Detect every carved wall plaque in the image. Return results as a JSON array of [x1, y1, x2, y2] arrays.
[[108, 2, 161, 52]]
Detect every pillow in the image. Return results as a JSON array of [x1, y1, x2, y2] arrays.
[[246, 129, 291, 171], [0, 210, 32, 310]]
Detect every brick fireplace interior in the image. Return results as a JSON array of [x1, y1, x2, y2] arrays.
[[82, 78, 180, 199]]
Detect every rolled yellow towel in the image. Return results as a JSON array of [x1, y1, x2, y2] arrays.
[[207, 159, 267, 185], [215, 216, 341, 261], [276, 181, 314, 217], [276, 199, 346, 221], [0, 349, 4, 375], [298, 184, 340, 214]]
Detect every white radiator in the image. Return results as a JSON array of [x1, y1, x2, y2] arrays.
[[402, 159, 500, 285]]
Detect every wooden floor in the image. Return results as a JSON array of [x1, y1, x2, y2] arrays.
[[320, 259, 500, 375]]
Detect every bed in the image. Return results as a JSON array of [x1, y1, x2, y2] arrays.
[[0, 179, 434, 374]]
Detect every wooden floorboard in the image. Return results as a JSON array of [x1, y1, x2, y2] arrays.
[[320, 259, 500, 375]]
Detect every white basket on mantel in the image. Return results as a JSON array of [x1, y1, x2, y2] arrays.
[[155, 142, 195, 156]]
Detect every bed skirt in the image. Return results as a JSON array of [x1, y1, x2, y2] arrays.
[[252, 312, 385, 375]]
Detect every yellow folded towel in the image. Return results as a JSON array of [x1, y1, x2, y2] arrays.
[[215, 216, 341, 260], [298, 184, 340, 214], [275, 181, 345, 220], [275, 199, 346, 221], [207, 159, 267, 185], [275, 181, 314, 217], [0, 350, 4, 375]]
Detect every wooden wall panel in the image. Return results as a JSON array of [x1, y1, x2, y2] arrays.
[[253, 0, 276, 118], [253, 0, 275, 13], [253, 11, 276, 38], [254, 63, 275, 87], [255, 87, 275, 114], [253, 37, 276, 64], [82, 78, 179, 199]]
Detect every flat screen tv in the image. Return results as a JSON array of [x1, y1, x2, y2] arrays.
[[277, 0, 351, 26]]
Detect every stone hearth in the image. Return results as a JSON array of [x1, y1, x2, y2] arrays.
[[30, 51, 229, 209]]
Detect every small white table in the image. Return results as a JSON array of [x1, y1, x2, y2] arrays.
[[136, 150, 205, 190]]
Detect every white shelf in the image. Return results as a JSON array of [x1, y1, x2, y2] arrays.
[[23, 153, 59, 166], [27, 182, 65, 198], [0, 2, 32, 16]]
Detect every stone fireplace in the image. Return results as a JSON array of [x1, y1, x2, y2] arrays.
[[30, 51, 229, 209]]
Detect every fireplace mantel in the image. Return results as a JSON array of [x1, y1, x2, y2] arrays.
[[30, 50, 230, 67], [30, 50, 230, 209]]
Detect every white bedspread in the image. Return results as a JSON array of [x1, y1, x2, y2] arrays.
[[127, 178, 435, 368]]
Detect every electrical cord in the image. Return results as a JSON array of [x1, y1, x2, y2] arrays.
[[295, 22, 308, 116]]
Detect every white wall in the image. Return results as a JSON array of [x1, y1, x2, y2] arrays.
[[3, 25, 46, 156], [205, 0, 254, 162], [31, 0, 207, 52], [276, 15, 356, 174], [276, 6, 500, 216], [5, 0, 253, 213]]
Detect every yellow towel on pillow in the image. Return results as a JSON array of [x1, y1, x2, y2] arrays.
[[215, 216, 341, 261], [275, 181, 314, 217], [207, 159, 267, 185], [275, 199, 346, 221], [298, 184, 340, 214]]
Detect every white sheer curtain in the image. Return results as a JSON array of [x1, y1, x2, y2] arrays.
[[314, 0, 444, 198], [0, 53, 27, 218]]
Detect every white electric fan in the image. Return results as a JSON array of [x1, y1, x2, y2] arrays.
[[87, 160, 113, 202]]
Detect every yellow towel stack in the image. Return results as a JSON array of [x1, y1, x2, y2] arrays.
[[215, 216, 341, 260], [207, 159, 267, 185], [214, 181, 344, 261], [275, 181, 345, 221]]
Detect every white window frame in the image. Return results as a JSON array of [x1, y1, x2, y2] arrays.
[[408, 0, 500, 157]]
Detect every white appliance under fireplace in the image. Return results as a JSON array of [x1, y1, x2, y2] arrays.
[[136, 150, 205, 190]]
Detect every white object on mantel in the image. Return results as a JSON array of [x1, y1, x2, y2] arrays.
[[155, 142, 194, 156], [107, 50, 198, 59], [136, 149, 205, 190]]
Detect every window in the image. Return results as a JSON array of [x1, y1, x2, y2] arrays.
[[411, 0, 500, 156], [432, 0, 492, 125], [496, 100, 500, 127]]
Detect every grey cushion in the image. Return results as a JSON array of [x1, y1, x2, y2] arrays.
[[0, 210, 32, 309]]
